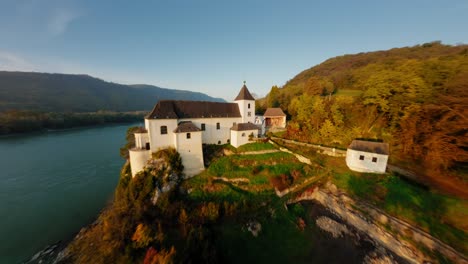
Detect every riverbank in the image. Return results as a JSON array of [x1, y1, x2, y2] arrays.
[[0, 110, 146, 135]]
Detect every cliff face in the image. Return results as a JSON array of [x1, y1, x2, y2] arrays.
[[290, 183, 468, 264]]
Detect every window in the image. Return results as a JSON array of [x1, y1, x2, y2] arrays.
[[216, 123, 220, 130], [359, 155, 364, 160], [160, 126, 167, 135], [227, 139, 230, 143], [372, 157, 378, 163], [248, 103, 251, 109], [241, 133, 246, 137], [201, 123, 205, 131], [218, 140, 221, 144], [248, 112, 251, 117], [145, 142, 150, 150], [186, 133, 191, 139]]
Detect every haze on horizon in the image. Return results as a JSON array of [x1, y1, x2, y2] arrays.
[[0, 0, 467, 100]]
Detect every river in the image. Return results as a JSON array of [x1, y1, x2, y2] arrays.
[[0, 124, 139, 264]]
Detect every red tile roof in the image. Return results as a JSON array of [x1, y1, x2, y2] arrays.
[[348, 140, 389, 155], [234, 84, 255, 101], [230, 122, 259, 131], [264, 108, 286, 117], [146, 100, 242, 119], [173, 121, 201, 133]]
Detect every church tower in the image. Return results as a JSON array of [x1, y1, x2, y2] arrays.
[[234, 82, 255, 123]]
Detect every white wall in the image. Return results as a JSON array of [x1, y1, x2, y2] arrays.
[[174, 131, 204, 177], [230, 129, 258, 148], [129, 149, 151, 177], [236, 100, 255, 123], [134, 132, 149, 149], [346, 149, 388, 173], [179, 117, 241, 145], [146, 119, 178, 151]]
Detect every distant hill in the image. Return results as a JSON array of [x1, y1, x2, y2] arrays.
[[0, 71, 224, 112]]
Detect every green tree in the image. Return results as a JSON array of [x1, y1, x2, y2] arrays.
[[267, 85, 281, 108]]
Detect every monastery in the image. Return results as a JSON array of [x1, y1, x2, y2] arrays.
[[129, 83, 285, 177]]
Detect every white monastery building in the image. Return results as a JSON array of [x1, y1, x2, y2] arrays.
[[129, 84, 260, 177], [346, 140, 389, 174]]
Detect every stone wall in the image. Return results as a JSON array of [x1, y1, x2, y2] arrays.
[[271, 137, 347, 157]]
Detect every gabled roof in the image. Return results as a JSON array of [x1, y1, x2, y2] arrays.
[[173, 121, 201, 133], [234, 84, 255, 101], [264, 108, 286, 117], [231, 122, 259, 131], [348, 140, 389, 155], [146, 100, 242, 119]]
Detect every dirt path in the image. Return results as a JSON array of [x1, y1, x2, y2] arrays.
[[238, 149, 280, 155]]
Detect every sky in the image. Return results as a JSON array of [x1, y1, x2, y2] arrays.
[[0, 0, 467, 100]]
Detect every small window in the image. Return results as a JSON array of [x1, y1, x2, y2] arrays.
[[186, 133, 191, 139], [227, 139, 230, 143], [248, 112, 251, 117], [359, 155, 364, 160], [160, 126, 167, 135], [218, 140, 221, 144], [201, 123, 205, 131], [145, 142, 150, 150], [241, 133, 246, 137], [248, 103, 251, 109], [216, 123, 220, 130], [372, 157, 378, 163]]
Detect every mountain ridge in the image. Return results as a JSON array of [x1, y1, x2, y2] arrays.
[[0, 71, 224, 113]]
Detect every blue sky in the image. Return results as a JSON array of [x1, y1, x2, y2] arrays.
[[0, 0, 467, 100]]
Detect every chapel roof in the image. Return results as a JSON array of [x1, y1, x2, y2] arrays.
[[234, 84, 255, 101], [230, 122, 259, 131], [348, 140, 389, 155], [264, 108, 286, 117], [173, 121, 201, 133], [146, 100, 242, 119]]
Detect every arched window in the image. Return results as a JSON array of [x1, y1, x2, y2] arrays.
[[248, 103, 251, 109]]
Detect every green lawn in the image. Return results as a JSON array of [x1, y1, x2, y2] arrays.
[[236, 142, 277, 152]]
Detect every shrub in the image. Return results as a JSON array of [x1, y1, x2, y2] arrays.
[[252, 165, 263, 175], [269, 174, 292, 191], [143, 246, 176, 264], [132, 223, 153, 248]]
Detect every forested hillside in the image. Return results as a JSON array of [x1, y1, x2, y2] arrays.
[[0, 71, 223, 112], [258, 42, 467, 186]]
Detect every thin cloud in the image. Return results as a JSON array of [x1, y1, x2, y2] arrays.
[[0, 51, 37, 71], [47, 8, 80, 36]]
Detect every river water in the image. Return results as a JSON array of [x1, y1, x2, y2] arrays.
[[0, 124, 139, 264]]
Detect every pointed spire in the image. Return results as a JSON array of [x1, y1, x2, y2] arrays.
[[234, 81, 255, 101]]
